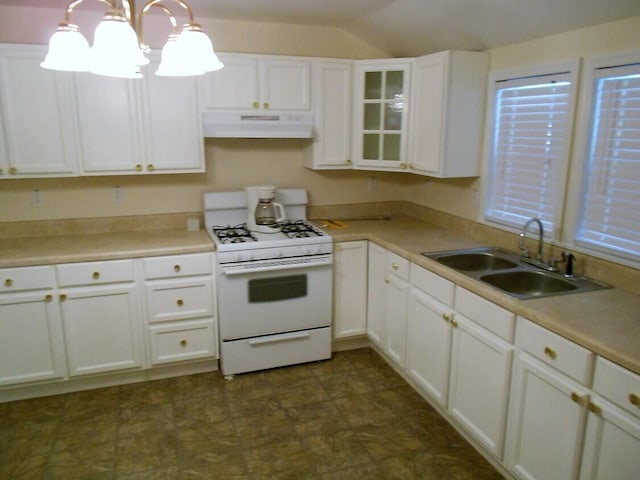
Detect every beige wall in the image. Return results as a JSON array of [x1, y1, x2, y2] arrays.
[[0, 6, 639, 223]]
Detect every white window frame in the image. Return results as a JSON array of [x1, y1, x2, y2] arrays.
[[564, 51, 640, 267], [480, 60, 580, 242]]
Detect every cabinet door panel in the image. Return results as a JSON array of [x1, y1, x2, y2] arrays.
[[0, 45, 78, 176], [199, 54, 258, 109], [143, 56, 204, 172], [407, 288, 452, 407], [385, 273, 409, 368], [505, 352, 587, 480], [333, 241, 368, 338], [0, 292, 67, 385], [61, 284, 142, 376], [449, 314, 513, 457], [367, 242, 387, 348], [260, 59, 311, 111], [76, 75, 142, 173]]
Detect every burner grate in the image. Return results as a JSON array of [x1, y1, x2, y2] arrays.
[[279, 220, 325, 239], [212, 224, 257, 243]]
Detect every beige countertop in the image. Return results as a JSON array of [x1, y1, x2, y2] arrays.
[[1, 217, 638, 375], [0, 229, 215, 267], [321, 215, 640, 376]]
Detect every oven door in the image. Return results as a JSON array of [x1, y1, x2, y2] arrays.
[[217, 262, 332, 341]]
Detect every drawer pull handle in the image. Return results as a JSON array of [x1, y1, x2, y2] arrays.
[[570, 392, 585, 405], [588, 402, 602, 414], [392, 263, 399, 270], [384, 277, 390, 284], [177, 299, 184, 307], [4, 278, 13, 287], [45, 294, 53, 303], [60, 294, 67, 301], [180, 339, 187, 347], [630, 393, 640, 406], [92, 271, 100, 280], [174, 265, 181, 273], [544, 346, 557, 360]]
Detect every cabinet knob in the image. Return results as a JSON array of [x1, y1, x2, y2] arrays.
[[392, 263, 399, 270], [630, 393, 640, 406], [442, 313, 451, 322], [252, 101, 259, 109], [59, 294, 67, 302], [263, 102, 270, 109], [588, 402, 602, 415], [4, 278, 13, 287], [544, 346, 557, 360], [409, 163, 414, 169], [147, 164, 154, 171], [570, 392, 585, 405], [174, 264, 181, 273], [92, 271, 100, 280], [177, 299, 184, 307], [180, 339, 187, 347], [135, 164, 143, 172], [451, 318, 458, 328], [9, 167, 17, 174], [45, 294, 53, 303], [0, 168, 3, 175], [384, 277, 390, 283], [345, 160, 352, 165]]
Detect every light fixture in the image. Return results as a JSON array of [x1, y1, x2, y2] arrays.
[[41, 0, 223, 78]]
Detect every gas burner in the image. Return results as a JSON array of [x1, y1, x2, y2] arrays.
[[212, 224, 257, 244], [280, 220, 325, 239]]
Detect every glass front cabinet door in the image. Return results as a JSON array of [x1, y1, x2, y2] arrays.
[[352, 60, 411, 171]]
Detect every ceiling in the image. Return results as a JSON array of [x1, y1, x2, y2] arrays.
[[3, 0, 640, 56]]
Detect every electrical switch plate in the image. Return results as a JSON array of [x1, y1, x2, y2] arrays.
[[112, 186, 124, 203], [31, 189, 43, 207]]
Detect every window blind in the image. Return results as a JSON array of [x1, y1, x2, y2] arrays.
[[576, 63, 640, 260], [486, 73, 574, 236]]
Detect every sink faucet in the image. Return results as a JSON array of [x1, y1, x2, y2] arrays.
[[518, 217, 544, 259], [518, 218, 558, 272]]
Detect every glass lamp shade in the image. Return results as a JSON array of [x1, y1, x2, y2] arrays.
[[88, 13, 149, 78], [155, 34, 197, 76], [176, 25, 224, 73], [41, 24, 90, 72]]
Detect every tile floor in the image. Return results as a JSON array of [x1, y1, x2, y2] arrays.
[[0, 348, 504, 479]]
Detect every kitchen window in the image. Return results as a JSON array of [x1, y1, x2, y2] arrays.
[[567, 53, 640, 263], [483, 62, 579, 239]]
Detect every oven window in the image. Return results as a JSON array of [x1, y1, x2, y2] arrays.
[[248, 275, 307, 302]]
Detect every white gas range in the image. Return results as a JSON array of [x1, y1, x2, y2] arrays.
[[203, 188, 333, 377]]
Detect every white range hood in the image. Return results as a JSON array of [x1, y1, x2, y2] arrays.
[[202, 112, 314, 138]]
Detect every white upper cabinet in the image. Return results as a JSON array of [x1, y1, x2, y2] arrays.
[[304, 59, 353, 169], [199, 53, 311, 112], [77, 53, 204, 175], [352, 59, 412, 171], [408, 50, 488, 178], [0, 44, 79, 178]]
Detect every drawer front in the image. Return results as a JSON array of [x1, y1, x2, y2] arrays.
[[56, 260, 135, 286], [518, 317, 594, 385], [1, 265, 55, 291], [410, 263, 454, 307], [593, 356, 640, 418], [455, 287, 515, 341], [146, 278, 214, 323], [387, 251, 410, 281], [149, 319, 216, 365], [143, 253, 212, 279]]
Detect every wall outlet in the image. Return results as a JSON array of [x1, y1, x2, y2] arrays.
[[31, 189, 43, 207], [112, 186, 124, 203]]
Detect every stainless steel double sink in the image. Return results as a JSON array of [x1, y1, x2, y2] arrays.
[[421, 247, 610, 300]]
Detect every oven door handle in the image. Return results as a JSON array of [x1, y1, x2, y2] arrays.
[[248, 331, 311, 346], [221, 259, 331, 275]]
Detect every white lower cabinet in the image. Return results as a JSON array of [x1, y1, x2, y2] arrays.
[[407, 264, 455, 408], [367, 243, 410, 368], [506, 317, 594, 480], [0, 266, 67, 385], [333, 241, 368, 339], [579, 357, 640, 480], [57, 260, 143, 376], [449, 287, 515, 458], [143, 253, 217, 366]]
